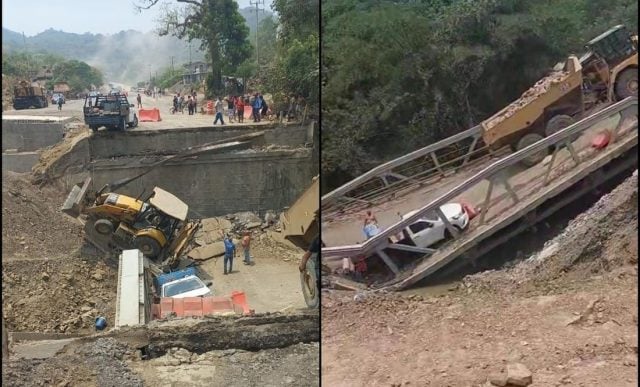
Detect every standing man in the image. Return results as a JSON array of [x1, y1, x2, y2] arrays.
[[187, 95, 193, 115], [213, 97, 225, 125], [136, 93, 142, 109], [260, 95, 268, 119], [235, 96, 245, 123], [242, 231, 252, 265], [222, 233, 236, 275], [252, 93, 262, 122], [57, 96, 63, 111], [227, 96, 236, 123], [363, 210, 380, 240]]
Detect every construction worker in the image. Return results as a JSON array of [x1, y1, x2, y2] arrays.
[[242, 231, 252, 265], [222, 233, 236, 275]]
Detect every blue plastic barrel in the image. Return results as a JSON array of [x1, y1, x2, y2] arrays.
[[95, 317, 107, 330]]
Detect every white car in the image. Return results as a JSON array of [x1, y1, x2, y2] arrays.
[[161, 275, 212, 298], [399, 203, 470, 249]]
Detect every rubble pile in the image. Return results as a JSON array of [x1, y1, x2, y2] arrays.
[[2, 258, 117, 334], [2, 338, 143, 387], [2, 171, 84, 258], [188, 209, 298, 262], [462, 170, 638, 293], [484, 70, 570, 130]]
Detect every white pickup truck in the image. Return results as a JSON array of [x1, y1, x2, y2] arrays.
[[394, 203, 470, 249], [161, 275, 212, 298]]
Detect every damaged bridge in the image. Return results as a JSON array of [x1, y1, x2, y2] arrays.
[[322, 97, 638, 290]]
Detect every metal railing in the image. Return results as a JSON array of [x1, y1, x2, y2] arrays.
[[322, 97, 638, 260], [321, 125, 488, 216]]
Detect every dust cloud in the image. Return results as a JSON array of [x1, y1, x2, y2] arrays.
[[84, 30, 205, 86]]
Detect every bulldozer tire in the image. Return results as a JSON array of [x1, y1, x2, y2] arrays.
[[94, 219, 115, 235], [546, 114, 580, 144], [545, 115, 574, 136], [614, 68, 638, 100], [300, 257, 319, 309], [134, 236, 162, 258], [517, 133, 546, 167]]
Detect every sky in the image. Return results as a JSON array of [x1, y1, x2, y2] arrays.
[[2, 0, 273, 36]]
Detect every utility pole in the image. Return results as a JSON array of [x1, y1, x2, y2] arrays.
[[171, 56, 175, 73], [250, 0, 265, 77]]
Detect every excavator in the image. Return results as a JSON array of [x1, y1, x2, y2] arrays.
[[279, 176, 320, 308], [62, 176, 200, 272]]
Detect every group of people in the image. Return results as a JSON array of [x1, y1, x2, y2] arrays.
[[172, 90, 198, 115], [221, 231, 253, 275], [213, 93, 270, 125]]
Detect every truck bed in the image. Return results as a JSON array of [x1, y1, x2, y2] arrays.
[[482, 56, 584, 146]]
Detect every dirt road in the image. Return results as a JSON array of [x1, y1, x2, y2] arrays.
[[3, 94, 273, 130], [321, 172, 638, 386]]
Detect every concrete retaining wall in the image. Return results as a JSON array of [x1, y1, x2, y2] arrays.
[[2, 119, 72, 152], [88, 122, 313, 159], [2, 151, 40, 173], [82, 150, 315, 217]]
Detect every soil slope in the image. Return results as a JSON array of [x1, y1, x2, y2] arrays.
[[322, 171, 638, 386]]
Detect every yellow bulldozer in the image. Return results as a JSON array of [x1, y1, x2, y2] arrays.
[[279, 176, 320, 308], [482, 24, 638, 166], [62, 177, 200, 270]]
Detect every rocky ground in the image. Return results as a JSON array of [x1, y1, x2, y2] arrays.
[[3, 312, 320, 387], [2, 168, 318, 385], [2, 171, 117, 335], [321, 171, 638, 386]]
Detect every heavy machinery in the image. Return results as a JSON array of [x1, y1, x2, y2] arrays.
[[482, 24, 638, 166], [13, 80, 48, 110], [84, 93, 138, 131], [62, 177, 200, 270], [279, 176, 320, 308]]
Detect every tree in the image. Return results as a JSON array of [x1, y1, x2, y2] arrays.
[[136, 0, 252, 97], [321, 0, 638, 192], [263, 0, 319, 112]]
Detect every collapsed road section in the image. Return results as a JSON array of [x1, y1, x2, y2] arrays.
[[2, 118, 320, 385], [3, 312, 319, 386], [32, 122, 318, 217]]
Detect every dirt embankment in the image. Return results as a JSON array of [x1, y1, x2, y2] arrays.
[[3, 312, 320, 387], [322, 172, 638, 386], [2, 171, 83, 259], [2, 171, 117, 335]]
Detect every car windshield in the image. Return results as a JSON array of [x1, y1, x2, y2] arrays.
[[163, 277, 205, 297]]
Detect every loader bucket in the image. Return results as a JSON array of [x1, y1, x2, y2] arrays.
[[61, 177, 92, 218]]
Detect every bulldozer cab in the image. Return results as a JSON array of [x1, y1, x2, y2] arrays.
[[148, 187, 189, 221], [586, 25, 636, 68]]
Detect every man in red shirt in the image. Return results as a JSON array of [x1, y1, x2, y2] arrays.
[[242, 231, 252, 265], [236, 96, 245, 123]]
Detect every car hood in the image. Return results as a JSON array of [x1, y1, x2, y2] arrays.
[[402, 203, 463, 221], [439, 203, 463, 218], [170, 287, 212, 299]]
